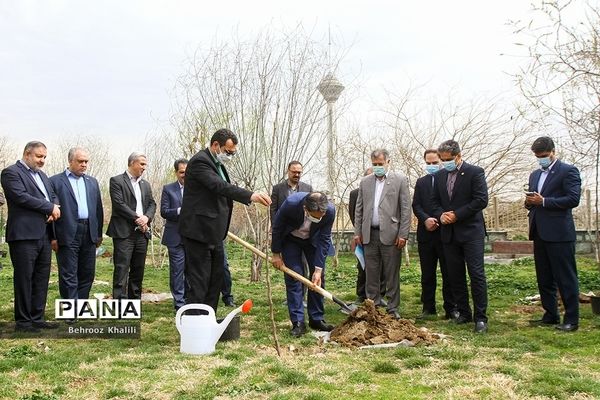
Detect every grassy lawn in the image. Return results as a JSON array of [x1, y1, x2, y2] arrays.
[[0, 240, 599, 400]]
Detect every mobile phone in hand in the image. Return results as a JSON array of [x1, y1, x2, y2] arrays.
[[524, 191, 536, 196]]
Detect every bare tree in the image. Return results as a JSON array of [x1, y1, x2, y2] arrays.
[[513, 0, 600, 263], [170, 24, 351, 279], [381, 86, 536, 199]]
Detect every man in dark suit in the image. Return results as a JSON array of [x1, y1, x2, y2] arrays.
[[270, 161, 312, 222], [525, 136, 581, 332], [412, 149, 456, 319], [1, 141, 61, 332], [271, 192, 335, 337], [179, 129, 271, 313], [431, 140, 489, 333], [50, 147, 104, 301], [160, 158, 188, 311], [107, 152, 156, 300]]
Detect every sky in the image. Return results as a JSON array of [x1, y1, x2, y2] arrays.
[[0, 0, 536, 163]]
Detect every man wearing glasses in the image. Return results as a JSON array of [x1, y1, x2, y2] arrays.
[[270, 161, 313, 222], [179, 129, 271, 312]]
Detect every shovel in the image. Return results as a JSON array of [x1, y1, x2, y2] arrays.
[[227, 232, 357, 314]]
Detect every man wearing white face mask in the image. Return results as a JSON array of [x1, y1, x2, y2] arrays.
[[353, 149, 411, 319], [431, 140, 489, 333], [525, 136, 581, 332], [412, 149, 457, 320], [179, 129, 271, 313], [271, 192, 336, 337]]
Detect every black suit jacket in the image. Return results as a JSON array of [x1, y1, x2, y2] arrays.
[[348, 188, 358, 226], [106, 172, 156, 239], [179, 148, 253, 244], [431, 162, 488, 243], [412, 173, 442, 243], [527, 160, 581, 242], [50, 171, 104, 245], [160, 181, 183, 247], [269, 180, 313, 222], [1, 161, 58, 241]]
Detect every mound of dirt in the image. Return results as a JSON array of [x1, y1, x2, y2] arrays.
[[330, 300, 438, 347]]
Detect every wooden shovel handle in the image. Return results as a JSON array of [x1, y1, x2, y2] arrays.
[[227, 232, 333, 301]]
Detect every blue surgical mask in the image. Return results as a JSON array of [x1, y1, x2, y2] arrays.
[[441, 159, 457, 172], [373, 166, 386, 177], [425, 165, 440, 175], [538, 157, 551, 169]]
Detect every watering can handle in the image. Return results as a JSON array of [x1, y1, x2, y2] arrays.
[[175, 304, 216, 333]]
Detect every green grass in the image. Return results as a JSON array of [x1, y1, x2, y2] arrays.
[[0, 240, 599, 399]]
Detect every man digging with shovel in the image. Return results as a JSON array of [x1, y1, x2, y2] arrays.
[[271, 191, 336, 337]]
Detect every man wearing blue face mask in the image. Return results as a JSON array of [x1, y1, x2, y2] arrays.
[[271, 192, 336, 337], [525, 136, 581, 332], [412, 149, 457, 320], [431, 140, 489, 333], [353, 149, 411, 319]]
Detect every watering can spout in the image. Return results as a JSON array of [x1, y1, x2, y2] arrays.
[[217, 299, 253, 339]]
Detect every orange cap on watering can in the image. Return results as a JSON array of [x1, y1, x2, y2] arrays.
[[241, 299, 253, 313]]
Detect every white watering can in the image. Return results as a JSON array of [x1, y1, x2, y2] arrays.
[[175, 299, 253, 355]]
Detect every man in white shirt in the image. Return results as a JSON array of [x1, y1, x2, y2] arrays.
[[353, 149, 411, 319]]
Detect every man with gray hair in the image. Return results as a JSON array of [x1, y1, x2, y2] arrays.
[[50, 147, 104, 301], [271, 191, 336, 337], [430, 139, 489, 333], [353, 149, 411, 319], [107, 152, 156, 299]]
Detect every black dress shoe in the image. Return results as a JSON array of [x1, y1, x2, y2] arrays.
[[453, 315, 473, 324], [223, 298, 236, 307], [290, 321, 307, 337], [474, 321, 488, 333], [388, 311, 402, 320], [15, 325, 41, 333], [528, 318, 560, 326], [555, 323, 578, 332], [308, 319, 334, 332], [444, 310, 460, 320], [33, 321, 59, 329]]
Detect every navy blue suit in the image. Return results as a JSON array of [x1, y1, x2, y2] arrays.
[[271, 192, 335, 324], [412, 173, 455, 315], [1, 161, 58, 328], [431, 162, 489, 323], [160, 181, 186, 310], [50, 171, 103, 300], [527, 159, 581, 325]]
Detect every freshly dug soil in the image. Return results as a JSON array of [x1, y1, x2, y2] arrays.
[[330, 300, 438, 347]]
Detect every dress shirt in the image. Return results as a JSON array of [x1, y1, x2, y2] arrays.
[[126, 171, 144, 216], [290, 214, 312, 240], [210, 152, 227, 181], [371, 175, 386, 228], [537, 159, 557, 207], [446, 162, 463, 200], [19, 160, 50, 201], [66, 169, 89, 219]]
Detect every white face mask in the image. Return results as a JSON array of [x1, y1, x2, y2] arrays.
[[306, 212, 322, 223], [216, 147, 233, 164]]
